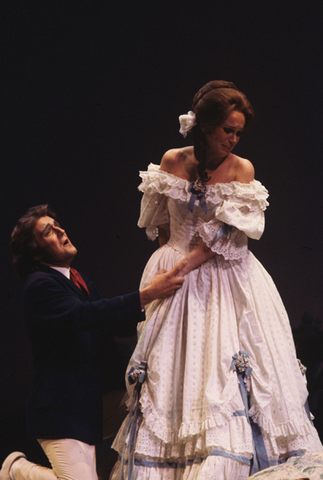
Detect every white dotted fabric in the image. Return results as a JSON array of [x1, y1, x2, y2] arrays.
[[111, 164, 322, 479]]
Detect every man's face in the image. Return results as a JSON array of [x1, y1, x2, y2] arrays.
[[33, 216, 77, 268]]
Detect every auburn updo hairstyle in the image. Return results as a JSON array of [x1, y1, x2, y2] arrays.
[[190, 80, 254, 182]]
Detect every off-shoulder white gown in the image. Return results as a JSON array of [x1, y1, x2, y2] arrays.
[[111, 164, 322, 480]]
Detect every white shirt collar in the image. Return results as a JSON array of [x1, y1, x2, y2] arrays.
[[49, 266, 70, 279]]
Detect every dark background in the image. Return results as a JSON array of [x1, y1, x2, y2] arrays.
[[1, 0, 322, 467]]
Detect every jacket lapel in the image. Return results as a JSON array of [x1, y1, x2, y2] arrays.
[[37, 265, 90, 300]]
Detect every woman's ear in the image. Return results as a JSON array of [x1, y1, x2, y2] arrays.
[[201, 126, 213, 135]]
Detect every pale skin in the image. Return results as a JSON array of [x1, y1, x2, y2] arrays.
[[33, 216, 186, 309], [158, 110, 255, 276]]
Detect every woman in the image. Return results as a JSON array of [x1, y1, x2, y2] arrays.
[[110, 81, 322, 480]]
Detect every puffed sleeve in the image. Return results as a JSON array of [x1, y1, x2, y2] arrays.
[[214, 180, 269, 239], [197, 180, 269, 260], [137, 164, 171, 241], [138, 191, 169, 241]]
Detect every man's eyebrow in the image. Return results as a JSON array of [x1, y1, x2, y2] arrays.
[[40, 223, 52, 236], [40, 220, 58, 235], [39, 219, 60, 235]]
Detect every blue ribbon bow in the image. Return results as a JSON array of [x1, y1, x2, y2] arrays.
[[120, 361, 148, 480], [232, 351, 269, 475], [188, 179, 208, 214]]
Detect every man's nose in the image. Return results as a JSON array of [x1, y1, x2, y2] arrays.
[[54, 225, 65, 235]]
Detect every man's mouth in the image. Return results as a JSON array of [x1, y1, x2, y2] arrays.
[[63, 238, 70, 246]]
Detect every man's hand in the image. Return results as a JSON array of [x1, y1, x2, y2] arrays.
[[139, 259, 187, 308]]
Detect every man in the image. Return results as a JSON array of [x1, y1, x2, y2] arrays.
[[1, 205, 185, 480]]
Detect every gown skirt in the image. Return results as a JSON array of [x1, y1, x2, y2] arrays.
[[110, 164, 322, 480]]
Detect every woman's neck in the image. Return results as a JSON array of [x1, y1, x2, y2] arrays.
[[205, 151, 228, 171]]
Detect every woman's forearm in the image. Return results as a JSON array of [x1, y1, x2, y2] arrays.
[[177, 242, 215, 276]]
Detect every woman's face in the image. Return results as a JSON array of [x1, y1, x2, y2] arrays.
[[204, 110, 245, 158]]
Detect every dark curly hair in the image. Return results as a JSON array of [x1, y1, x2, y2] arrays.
[[10, 205, 57, 282], [190, 80, 254, 182]]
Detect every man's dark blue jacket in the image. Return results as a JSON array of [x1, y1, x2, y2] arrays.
[[22, 265, 143, 445]]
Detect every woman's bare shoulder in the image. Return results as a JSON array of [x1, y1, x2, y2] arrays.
[[160, 147, 194, 173], [233, 155, 255, 183]]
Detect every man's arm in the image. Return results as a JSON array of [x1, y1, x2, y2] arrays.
[[23, 273, 143, 337], [23, 263, 186, 336]]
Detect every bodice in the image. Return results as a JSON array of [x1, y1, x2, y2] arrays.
[[138, 164, 269, 260], [166, 197, 220, 255]]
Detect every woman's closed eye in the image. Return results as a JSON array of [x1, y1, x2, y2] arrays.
[[223, 127, 243, 137]]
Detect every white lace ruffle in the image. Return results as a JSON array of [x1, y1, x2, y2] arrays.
[[137, 163, 269, 256], [138, 378, 244, 443], [111, 453, 251, 480], [198, 222, 249, 260], [138, 163, 269, 211]]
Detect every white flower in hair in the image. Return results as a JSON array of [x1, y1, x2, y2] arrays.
[[179, 111, 196, 138]]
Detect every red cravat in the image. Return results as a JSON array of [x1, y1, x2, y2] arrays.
[[70, 268, 90, 299]]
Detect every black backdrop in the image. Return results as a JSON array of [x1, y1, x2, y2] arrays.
[[1, 0, 322, 459]]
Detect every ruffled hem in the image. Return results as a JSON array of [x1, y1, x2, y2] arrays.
[[250, 407, 316, 439], [138, 163, 269, 210], [112, 410, 254, 460], [110, 454, 251, 480], [138, 392, 317, 447], [138, 387, 244, 443]]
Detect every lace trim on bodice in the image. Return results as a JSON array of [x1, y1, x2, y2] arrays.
[[138, 163, 268, 208], [138, 163, 269, 260]]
